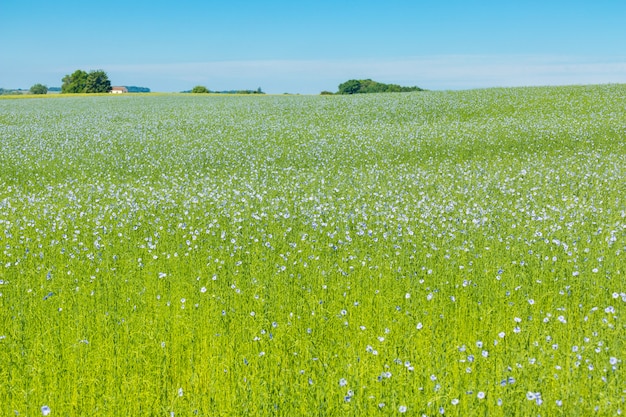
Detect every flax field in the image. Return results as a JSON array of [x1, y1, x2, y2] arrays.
[[1, 85, 625, 416]]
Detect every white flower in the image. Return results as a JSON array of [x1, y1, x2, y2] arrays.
[[477, 391, 485, 399], [41, 406, 51, 416], [399, 405, 407, 413]]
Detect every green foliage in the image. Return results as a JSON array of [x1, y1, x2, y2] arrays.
[[85, 70, 112, 93], [61, 69, 88, 93], [61, 69, 111, 93], [191, 85, 210, 93], [29, 84, 48, 95], [337, 78, 424, 94], [320, 90, 335, 95]]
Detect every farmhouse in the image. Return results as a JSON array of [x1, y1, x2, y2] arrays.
[[111, 86, 128, 94]]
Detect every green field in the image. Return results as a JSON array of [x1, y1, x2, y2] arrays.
[[1, 85, 625, 416]]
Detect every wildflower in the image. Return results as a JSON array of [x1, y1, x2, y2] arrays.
[[200, 286, 207, 293], [399, 405, 407, 413], [339, 378, 347, 387], [416, 322, 423, 330], [477, 392, 485, 400], [178, 387, 183, 397], [526, 391, 542, 405], [451, 398, 459, 405], [41, 405, 51, 416]]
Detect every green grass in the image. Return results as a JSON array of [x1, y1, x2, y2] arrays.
[[0, 85, 625, 416]]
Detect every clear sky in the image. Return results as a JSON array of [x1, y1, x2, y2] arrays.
[[1, 0, 625, 93]]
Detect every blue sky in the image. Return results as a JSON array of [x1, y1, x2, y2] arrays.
[[1, 0, 625, 93]]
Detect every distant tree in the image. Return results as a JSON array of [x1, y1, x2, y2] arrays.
[[85, 70, 112, 93], [337, 79, 423, 94], [192, 85, 210, 93], [61, 69, 111, 93], [61, 70, 88, 93], [30, 83, 48, 94], [337, 79, 362, 95], [125, 86, 151, 93], [320, 91, 334, 95]]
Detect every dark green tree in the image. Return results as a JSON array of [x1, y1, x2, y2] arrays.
[[85, 70, 112, 93], [191, 85, 210, 93], [61, 70, 88, 93], [337, 79, 362, 94], [30, 83, 48, 95], [337, 79, 424, 94]]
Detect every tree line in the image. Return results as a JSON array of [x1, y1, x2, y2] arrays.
[[329, 79, 424, 95], [187, 86, 265, 94]]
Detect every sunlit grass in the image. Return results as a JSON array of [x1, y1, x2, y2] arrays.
[[0, 85, 625, 415]]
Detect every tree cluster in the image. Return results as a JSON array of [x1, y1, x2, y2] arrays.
[[186, 86, 265, 94], [61, 70, 112, 93], [125, 86, 151, 93], [30, 84, 48, 94], [336, 79, 423, 95]]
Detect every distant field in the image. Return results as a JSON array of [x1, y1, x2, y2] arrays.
[[1, 86, 625, 416]]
